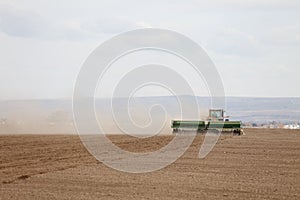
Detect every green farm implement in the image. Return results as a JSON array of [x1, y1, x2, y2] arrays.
[[171, 109, 243, 135]]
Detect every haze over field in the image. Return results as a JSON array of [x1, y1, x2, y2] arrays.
[[1, 96, 299, 134]]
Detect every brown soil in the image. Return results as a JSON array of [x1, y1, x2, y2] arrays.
[[0, 129, 299, 199]]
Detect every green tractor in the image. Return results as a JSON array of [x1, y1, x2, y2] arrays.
[[171, 109, 243, 135]]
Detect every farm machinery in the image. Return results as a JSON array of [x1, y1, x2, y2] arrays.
[[171, 109, 243, 135]]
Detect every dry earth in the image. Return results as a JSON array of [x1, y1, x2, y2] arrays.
[[0, 129, 300, 199]]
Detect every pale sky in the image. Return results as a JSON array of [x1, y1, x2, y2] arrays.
[[0, 0, 300, 99]]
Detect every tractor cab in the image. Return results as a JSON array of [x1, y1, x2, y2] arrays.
[[208, 109, 229, 122]]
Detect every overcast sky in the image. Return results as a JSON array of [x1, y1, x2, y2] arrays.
[[0, 0, 299, 99]]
